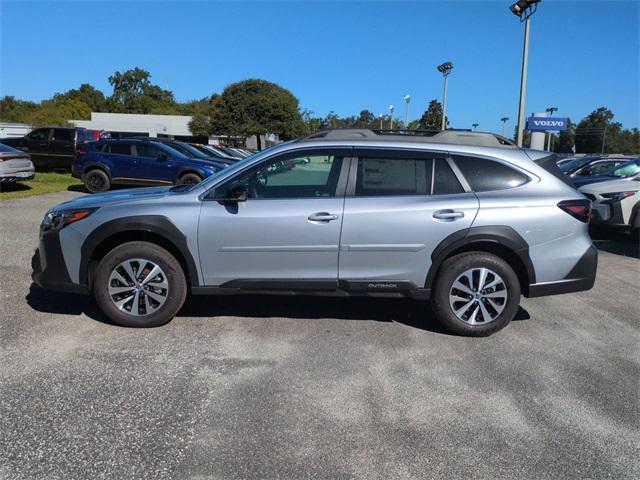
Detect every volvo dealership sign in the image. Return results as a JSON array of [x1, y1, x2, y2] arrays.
[[527, 117, 569, 131]]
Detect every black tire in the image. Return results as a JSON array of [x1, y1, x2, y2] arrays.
[[93, 241, 187, 328], [84, 169, 111, 193], [431, 252, 521, 336], [177, 173, 202, 185]]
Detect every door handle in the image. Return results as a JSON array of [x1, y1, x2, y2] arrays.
[[433, 210, 464, 220], [308, 212, 339, 222]]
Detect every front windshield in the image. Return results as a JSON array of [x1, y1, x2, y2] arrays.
[[559, 156, 599, 173], [611, 160, 640, 178]]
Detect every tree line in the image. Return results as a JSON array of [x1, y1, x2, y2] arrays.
[[0, 68, 637, 153]]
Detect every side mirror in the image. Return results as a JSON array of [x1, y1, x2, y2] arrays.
[[226, 185, 248, 202], [157, 152, 168, 161]]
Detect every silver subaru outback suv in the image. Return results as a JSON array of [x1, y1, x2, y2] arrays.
[[33, 129, 597, 336]]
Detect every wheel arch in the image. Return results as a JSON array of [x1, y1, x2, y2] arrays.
[[82, 161, 111, 178], [426, 226, 536, 296], [176, 168, 205, 183], [79, 216, 200, 291]]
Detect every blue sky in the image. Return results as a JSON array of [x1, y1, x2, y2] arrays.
[[1, 0, 638, 132]]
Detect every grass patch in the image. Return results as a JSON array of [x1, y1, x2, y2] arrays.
[[0, 173, 83, 201]]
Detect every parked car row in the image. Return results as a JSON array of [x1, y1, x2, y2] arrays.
[[73, 138, 255, 193], [556, 155, 640, 241]]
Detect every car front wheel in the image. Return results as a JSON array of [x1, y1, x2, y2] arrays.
[[431, 252, 521, 336], [93, 241, 187, 327]]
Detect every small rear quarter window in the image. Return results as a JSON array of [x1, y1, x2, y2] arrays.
[[453, 155, 529, 192]]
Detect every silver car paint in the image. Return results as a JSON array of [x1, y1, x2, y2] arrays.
[[46, 139, 591, 289]]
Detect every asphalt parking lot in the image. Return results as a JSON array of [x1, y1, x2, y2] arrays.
[[1, 191, 638, 480]]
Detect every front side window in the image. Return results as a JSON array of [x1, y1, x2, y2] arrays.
[[136, 144, 162, 158], [210, 153, 344, 199], [27, 128, 50, 141], [356, 157, 433, 196], [612, 161, 640, 178], [108, 143, 132, 155], [452, 155, 528, 192], [575, 161, 616, 176]]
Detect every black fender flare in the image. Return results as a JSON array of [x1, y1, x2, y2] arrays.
[[425, 225, 536, 289], [79, 215, 200, 289], [82, 161, 111, 178]]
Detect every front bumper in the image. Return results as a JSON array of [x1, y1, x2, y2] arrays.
[[32, 228, 88, 294], [527, 245, 598, 297], [0, 171, 35, 183]]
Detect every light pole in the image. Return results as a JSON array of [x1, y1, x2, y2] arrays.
[[404, 94, 411, 128], [437, 62, 453, 131], [500, 117, 509, 136], [472, 123, 479, 131], [389, 105, 395, 130], [545, 106, 557, 151], [379, 114, 384, 130], [510, 0, 541, 147]]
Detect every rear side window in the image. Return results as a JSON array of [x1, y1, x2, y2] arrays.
[[433, 159, 464, 195], [356, 157, 433, 196], [53, 129, 73, 142], [453, 155, 528, 191], [108, 143, 132, 155]]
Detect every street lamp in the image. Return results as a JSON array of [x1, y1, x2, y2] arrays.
[[379, 114, 384, 130], [500, 117, 510, 136], [510, 0, 541, 147], [389, 105, 395, 129], [545, 106, 558, 151], [404, 94, 411, 127], [437, 62, 453, 131], [472, 123, 479, 131]]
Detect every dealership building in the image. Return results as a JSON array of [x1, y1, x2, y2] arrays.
[[70, 112, 277, 149]]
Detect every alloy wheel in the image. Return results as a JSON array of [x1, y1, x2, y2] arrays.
[[448, 267, 507, 325], [107, 258, 169, 316]]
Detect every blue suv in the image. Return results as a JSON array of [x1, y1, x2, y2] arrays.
[[72, 139, 228, 193]]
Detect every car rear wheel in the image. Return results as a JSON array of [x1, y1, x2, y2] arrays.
[[177, 173, 202, 185], [93, 241, 187, 327], [431, 252, 521, 336], [84, 169, 110, 193]]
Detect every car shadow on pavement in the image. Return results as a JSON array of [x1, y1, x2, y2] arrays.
[[26, 283, 530, 335], [589, 228, 639, 259]]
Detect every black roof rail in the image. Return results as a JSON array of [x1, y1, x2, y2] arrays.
[[297, 128, 518, 148]]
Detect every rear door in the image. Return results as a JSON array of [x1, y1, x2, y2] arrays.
[[50, 128, 76, 170], [105, 142, 138, 183], [338, 148, 479, 291]]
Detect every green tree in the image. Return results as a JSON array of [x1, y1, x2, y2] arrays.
[[107, 68, 177, 114], [205, 79, 306, 148], [417, 99, 447, 131], [52, 83, 106, 112], [28, 98, 91, 126], [0, 96, 39, 123]]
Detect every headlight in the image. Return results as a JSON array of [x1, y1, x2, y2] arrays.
[[601, 191, 637, 201], [42, 208, 97, 231]]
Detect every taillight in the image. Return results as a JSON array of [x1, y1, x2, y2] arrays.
[[76, 149, 87, 156], [558, 199, 592, 223]]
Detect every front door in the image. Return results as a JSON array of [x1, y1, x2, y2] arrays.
[[133, 143, 176, 185], [197, 148, 350, 287], [50, 128, 75, 170], [339, 148, 479, 290]]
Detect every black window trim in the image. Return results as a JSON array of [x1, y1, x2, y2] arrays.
[[449, 152, 538, 193], [348, 147, 471, 198], [201, 147, 353, 202]]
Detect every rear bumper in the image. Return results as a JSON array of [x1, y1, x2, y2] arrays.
[[32, 228, 88, 294], [527, 245, 597, 298]]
